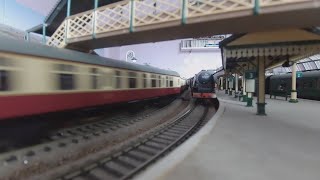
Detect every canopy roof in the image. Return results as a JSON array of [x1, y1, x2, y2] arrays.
[[219, 28, 320, 74]]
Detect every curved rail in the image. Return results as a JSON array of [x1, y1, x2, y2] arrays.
[[57, 105, 209, 180]]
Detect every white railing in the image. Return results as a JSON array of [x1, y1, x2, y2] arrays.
[[134, 0, 181, 27], [47, 0, 315, 48], [187, 0, 254, 18], [47, 21, 66, 48], [95, 1, 131, 34], [260, 0, 310, 6]]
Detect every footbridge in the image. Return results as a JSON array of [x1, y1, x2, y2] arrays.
[[46, 0, 320, 51]]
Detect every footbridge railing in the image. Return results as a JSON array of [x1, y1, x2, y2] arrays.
[[47, 0, 316, 48]]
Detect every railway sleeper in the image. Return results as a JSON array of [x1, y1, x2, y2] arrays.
[[86, 167, 116, 180], [126, 152, 147, 162], [144, 142, 166, 150], [137, 145, 158, 155]]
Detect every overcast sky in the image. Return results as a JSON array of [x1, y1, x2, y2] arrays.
[[1, 0, 223, 78]]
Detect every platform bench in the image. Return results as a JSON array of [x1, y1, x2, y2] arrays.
[[270, 90, 290, 101], [238, 92, 244, 101]]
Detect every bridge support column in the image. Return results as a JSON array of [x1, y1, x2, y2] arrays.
[[42, 23, 46, 44], [67, 0, 72, 16], [289, 62, 298, 103], [228, 79, 232, 96], [257, 56, 266, 115], [234, 74, 239, 98], [24, 32, 30, 42]]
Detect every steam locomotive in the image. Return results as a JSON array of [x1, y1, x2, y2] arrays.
[[190, 70, 216, 99]]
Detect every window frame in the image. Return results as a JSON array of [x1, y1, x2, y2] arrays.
[[0, 69, 9, 91], [53, 64, 77, 90], [114, 70, 122, 89], [128, 71, 137, 89]]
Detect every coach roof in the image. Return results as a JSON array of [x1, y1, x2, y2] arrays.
[[0, 36, 179, 77]]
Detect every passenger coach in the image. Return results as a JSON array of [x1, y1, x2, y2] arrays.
[[0, 36, 182, 120]]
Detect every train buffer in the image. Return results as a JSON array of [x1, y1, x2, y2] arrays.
[[269, 90, 291, 101]]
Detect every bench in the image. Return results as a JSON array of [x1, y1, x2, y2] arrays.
[[234, 91, 240, 98], [269, 90, 290, 101], [238, 92, 244, 101]]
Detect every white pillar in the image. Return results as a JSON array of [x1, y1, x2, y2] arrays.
[[290, 62, 298, 103], [235, 74, 238, 93], [242, 73, 246, 96]]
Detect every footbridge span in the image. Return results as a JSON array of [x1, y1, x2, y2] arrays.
[[45, 0, 320, 51]]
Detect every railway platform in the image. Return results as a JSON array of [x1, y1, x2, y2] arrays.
[[135, 90, 320, 180]]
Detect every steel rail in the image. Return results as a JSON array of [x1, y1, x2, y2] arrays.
[[58, 104, 209, 180]]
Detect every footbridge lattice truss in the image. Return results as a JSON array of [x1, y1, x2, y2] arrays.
[[46, 0, 320, 48]]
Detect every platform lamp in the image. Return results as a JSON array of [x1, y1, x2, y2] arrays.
[[132, 57, 137, 63], [126, 50, 135, 62]]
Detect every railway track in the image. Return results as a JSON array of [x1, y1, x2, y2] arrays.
[[0, 98, 174, 154], [45, 107, 159, 141], [0, 103, 173, 159], [0, 97, 191, 180], [56, 104, 210, 180]]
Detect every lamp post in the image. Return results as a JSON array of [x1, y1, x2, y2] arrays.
[[131, 57, 137, 63], [126, 50, 135, 62]]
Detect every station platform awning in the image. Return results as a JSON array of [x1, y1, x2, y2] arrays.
[[219, 29, 320, 74]]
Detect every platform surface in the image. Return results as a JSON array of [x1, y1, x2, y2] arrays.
[[154, 91, 320, 180]]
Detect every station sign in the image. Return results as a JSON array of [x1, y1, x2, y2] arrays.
[[297, 71, 303, 78], [245, 71, 257, 79], [195, 35, 226, 40]]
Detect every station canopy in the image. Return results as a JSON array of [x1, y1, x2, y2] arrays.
[[269, 53, 320, 74], [219, 28, 320, 75]]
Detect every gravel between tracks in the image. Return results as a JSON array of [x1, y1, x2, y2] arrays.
[[0, 96, 190, 180]]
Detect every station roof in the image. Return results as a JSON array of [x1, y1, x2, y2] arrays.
[[271, 54, 320, 74], [28, 0, 122, 36], [219, 29, 320, 74]]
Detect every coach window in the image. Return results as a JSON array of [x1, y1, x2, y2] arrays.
[[166, 76, 169, 87], [312, 79, 317, 88], [162, 76, 165, 87], [170, 77, 173, 87], [151, 74, 157, 87], [102, 71, 112, 88], [91, 68, 99, 89], [143, 73, 147, 88], [115, 70, 122, 89], [0, 70, 9, 91], [303, 81, 311, 89], [158, 75, 161, 87], [128, 72, 137, 88], [0, 58, 11, 91], [55, 64, 76, 90]]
